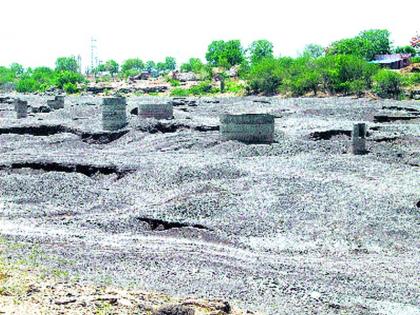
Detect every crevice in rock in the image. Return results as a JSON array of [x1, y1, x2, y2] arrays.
[[0, 162, 132, 179], [0, 125, 128, 144], [0, 125, 67, 136], [137, 121, 218, 134], [382, 106, 420, 113], [253, 99, 271, 104], [309, 129, 351, 140], [372, 137, 399, 143], [80, 130, 129, 144], [373, 115, 419, 123], [417, 200, 420, 208], [193, 125, 219, 132], [136, 217, 210, 231]]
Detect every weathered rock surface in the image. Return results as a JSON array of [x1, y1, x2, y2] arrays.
[[0, 94, 419, 315]]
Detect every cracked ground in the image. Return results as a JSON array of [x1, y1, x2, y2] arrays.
[[0, 95, 419, 314]]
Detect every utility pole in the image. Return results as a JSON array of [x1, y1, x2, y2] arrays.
[[90, 37, 98, 75]]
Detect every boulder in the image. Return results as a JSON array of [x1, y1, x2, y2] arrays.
[[129, 72, 151, 81], [172, 71, 198, 82], [153, 304, 194, 315]]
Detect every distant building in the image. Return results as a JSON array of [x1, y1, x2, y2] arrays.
[[371, 54, 412, 69]]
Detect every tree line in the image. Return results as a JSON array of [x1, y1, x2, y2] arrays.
[[0, 29, 419, 98]]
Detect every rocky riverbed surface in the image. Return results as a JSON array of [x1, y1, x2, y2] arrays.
[[0, 94, 419, 314]]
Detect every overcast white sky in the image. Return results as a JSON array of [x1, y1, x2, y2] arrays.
[[0, 0, 419, 70]]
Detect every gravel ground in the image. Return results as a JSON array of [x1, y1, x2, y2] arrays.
[[0, 94, 419, 314]]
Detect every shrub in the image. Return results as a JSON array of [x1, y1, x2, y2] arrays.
[[167, 78, 180, 87], [16, 78, 39, 93], [180, 58, 205, 74], [63, 82, 78, 94], [411, 56, 420, 63], [394, 46, 417, 55], [373, 69, 403, 99], [246, 57, 283, 95], [170, 88, 190, 97], [402, 73, 420, 86], [225, 80, 245, 94], [316, 55, 378, 94], [281, 57, 321, 96], [55, 71, 85, 89], [189, 81, 216, 95], [0, 66, 15, 84]]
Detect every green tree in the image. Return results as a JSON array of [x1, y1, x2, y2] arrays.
[[328, 37, 370, 59], [248, 40, 274, 64], [10, 63, 24, 76], [359, 29, 391, 59], [164, 57, 176, 71], [121, 58, 144, 77], [302, 44, 324, 59], [55, 56, 79, 73], [328, 29, 391, 61], [394, 46, 417, 55], [373, 69, 403, 99], [145, 61, 156, 72], [104, 60, 119, 77], [180, 58, 205, 73], [0, 66, 15, 84], [246, 57, 283, 95], [205, 40, 244, 68]]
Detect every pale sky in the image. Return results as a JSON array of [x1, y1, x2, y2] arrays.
[[0, 0, 419, 70]]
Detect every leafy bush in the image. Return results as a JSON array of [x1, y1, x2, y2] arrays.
[[63, 82, 78, 94], [0, 66, 15, 84], [394, 46, 417, 55], [225, 80, 245, 94], [281, 57, 321, 96], [411, 56, 420, 63], [167, 78, 180, 87], [373, 70, 403, 99], [170, 88, 190, 97], [180, 58, 205, 74], [170, 81, 217, 96], [55, 71, 85, 89], [16, 78, 39, 93], [189, 81, 217, 95], [402, 73, 420, 86], [246, 57, 283, 95], [316, 55, 378, 94]]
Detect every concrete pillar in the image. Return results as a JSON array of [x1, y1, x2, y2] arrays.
[[14, 99, 28, 119], [102, 97, 127, 131], [47, 95, 65, 110], [138, 103, 173, 120], [220, 113, 275, 144], [351, 123, 367, 155]]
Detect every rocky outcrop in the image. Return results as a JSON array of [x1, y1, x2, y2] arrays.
[[172, 71, 199, 82]]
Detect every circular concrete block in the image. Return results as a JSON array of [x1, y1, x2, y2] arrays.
[[220, 113, 275, 144], [14, 99, 28, 119], [138, 103, 173, 120], [102, 97, 127, 131]]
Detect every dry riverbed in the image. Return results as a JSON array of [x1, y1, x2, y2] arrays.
[[0, 94, 419, 314]]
